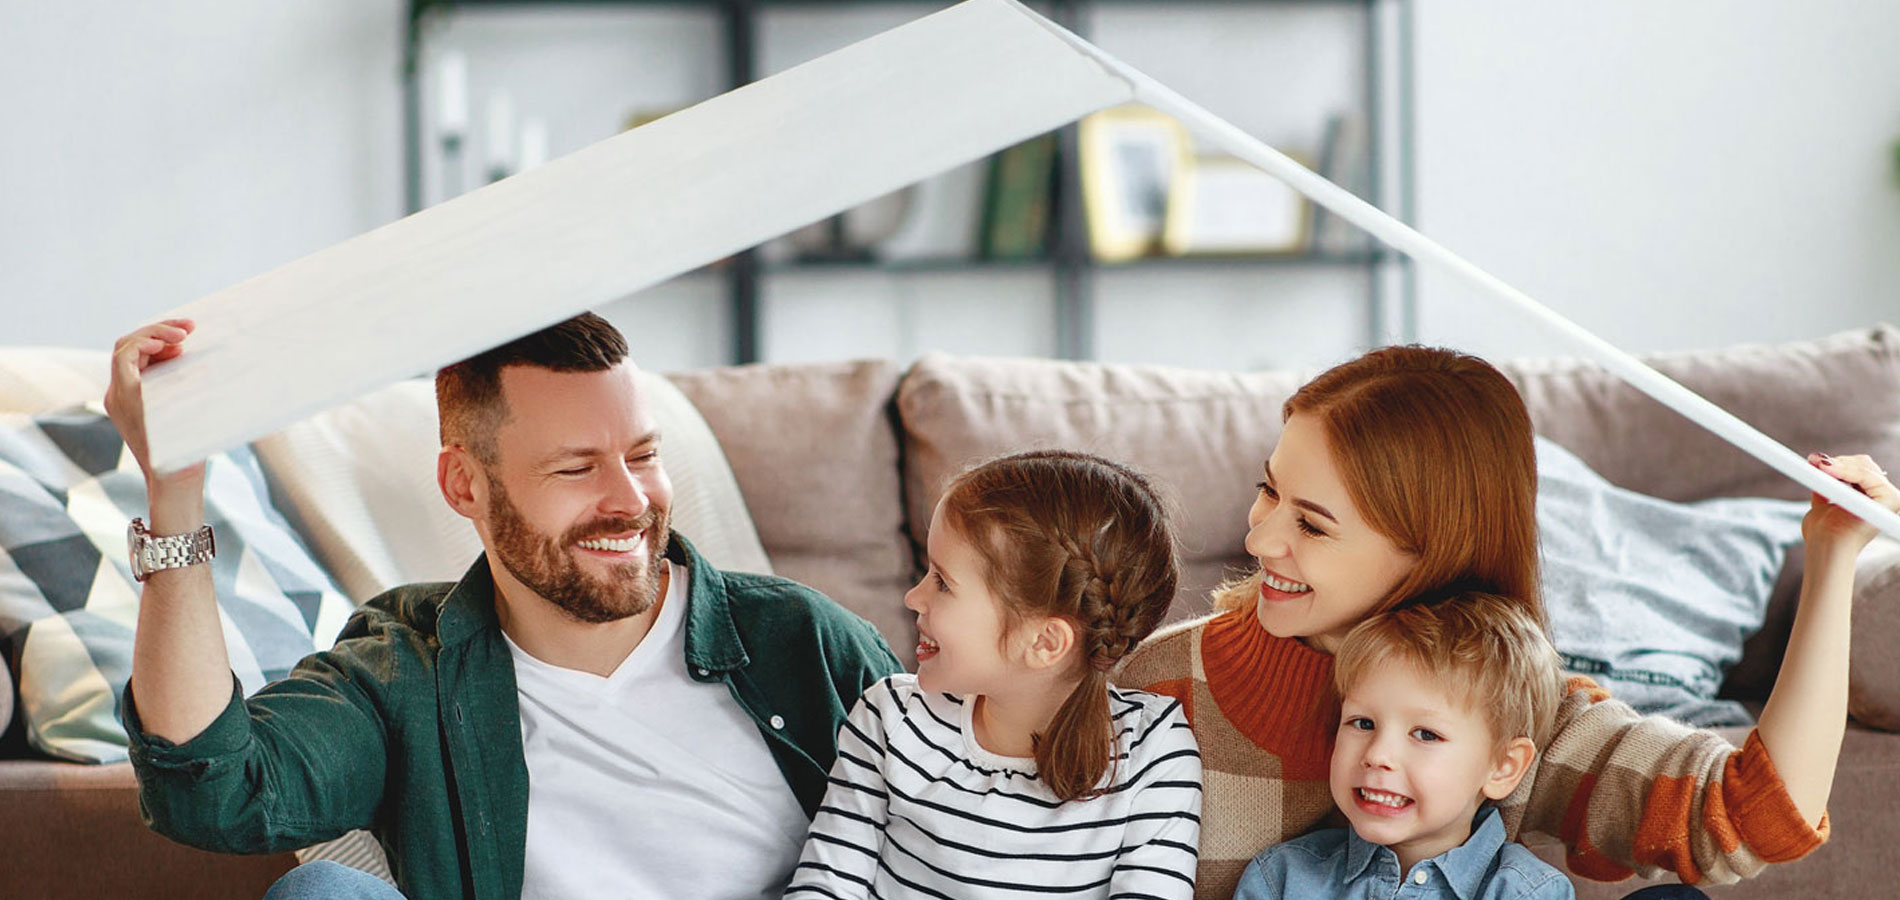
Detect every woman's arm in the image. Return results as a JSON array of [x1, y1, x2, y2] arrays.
[[1754, 452, 1894, 824], [1507, 453, 1895, 884]]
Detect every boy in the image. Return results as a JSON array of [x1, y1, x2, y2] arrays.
[[1234, 593, 1574, 899]]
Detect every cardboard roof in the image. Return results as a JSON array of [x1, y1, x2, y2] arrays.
[[140, 0, 1900, 539]]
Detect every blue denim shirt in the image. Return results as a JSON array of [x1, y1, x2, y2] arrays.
[[1233, 806, 1575, 900]]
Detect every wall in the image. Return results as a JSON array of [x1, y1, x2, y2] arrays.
[[8, 2, 1897, 371], [0, 0, 406, 350], [1413, 1, 1900, 360]]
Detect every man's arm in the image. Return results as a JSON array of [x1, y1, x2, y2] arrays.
[[105, 319, 235, 744]]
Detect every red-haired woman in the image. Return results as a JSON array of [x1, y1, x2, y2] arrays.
[[1116, 346, 1892, 899]]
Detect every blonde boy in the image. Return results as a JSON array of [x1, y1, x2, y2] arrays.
[[1235, 593, 1574, 900]]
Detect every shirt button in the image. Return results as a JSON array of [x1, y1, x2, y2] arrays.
[[696, 668, 710, 677], [770, 715, 786, 729], [1413, 869, 1428, 885]]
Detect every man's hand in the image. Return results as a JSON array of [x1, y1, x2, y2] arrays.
[[105, 318, 205, 490]]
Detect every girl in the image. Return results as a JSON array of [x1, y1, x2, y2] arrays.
[[1114, 345, 1895, 900], [785, 450, 1203, 899]]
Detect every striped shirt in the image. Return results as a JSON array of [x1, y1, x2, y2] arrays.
[[786, 674, 1203, 899]]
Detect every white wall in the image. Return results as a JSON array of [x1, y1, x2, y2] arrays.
[[10, 1, 1896, 370], [0, 0, 406, 350], [1413, 2, 1900, 360]]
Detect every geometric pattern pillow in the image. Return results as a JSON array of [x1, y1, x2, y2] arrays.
[[0, 403, 354, 763]]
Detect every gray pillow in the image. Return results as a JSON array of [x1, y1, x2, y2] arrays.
[[1536, 436, 1805, 727], [0, 404, 355, 762]]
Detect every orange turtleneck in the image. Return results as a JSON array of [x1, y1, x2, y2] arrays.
[[1197, 610, 1338, 781]]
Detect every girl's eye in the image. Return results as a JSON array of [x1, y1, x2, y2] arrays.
[[1343, 716, 1373, 732], [1410, 727, 1442, 742], [931, 571, 949, 592]]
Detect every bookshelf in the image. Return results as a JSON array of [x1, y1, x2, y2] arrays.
[[401, 0, 1415, 366]]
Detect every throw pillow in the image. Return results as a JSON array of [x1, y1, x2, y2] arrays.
[[1536, 436, 1805, 727], [0, 404, 355, 763]]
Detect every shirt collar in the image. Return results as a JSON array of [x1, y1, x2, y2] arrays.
[[437, 532, 748, 672], [1341, 805, 1509, 899]]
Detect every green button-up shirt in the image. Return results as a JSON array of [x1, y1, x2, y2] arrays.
[[124, 534, 901, 900]]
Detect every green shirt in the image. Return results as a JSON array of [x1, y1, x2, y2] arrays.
[[124, 534, 902, 900]]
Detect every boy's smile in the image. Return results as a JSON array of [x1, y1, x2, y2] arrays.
[[1330, 660, 1524, 872]]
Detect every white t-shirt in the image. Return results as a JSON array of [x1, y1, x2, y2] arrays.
[[507, 561, 810, 899]]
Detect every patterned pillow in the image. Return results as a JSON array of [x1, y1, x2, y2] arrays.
[[0, 403, 354, 763]]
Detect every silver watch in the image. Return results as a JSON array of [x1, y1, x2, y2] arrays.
[[127, 517, 216, 582]]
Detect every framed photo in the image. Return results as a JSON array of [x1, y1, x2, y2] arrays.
[[1163, 155, 1308, 256], [1079, 106, 1191, 263]]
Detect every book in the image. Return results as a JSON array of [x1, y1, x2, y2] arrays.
[[979, 133, 1059, 260]]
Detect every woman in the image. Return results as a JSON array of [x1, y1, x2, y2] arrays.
[[1115, 345, 1892, 899]]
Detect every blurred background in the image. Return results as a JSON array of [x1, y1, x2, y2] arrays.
[[4, 0, 1897, 372]]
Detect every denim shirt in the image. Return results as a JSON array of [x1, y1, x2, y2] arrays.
[[1234, 806, 1575, 900]]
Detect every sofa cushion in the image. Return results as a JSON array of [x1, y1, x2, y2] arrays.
[[1848, 536, 1900, 731], [668, 361, 916, 663], [1536, 436, 1806, 727], [252, 371, 770, 604], [0, 404, 355, 762], [897, 353, 1307, 625], [1498, 325, 1900, 505]]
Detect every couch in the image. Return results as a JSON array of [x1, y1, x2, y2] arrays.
[[2, 326, 1896, 899]]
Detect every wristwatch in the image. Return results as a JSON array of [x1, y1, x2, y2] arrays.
[[127, 517, 216, 582]]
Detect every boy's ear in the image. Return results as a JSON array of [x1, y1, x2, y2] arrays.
[[1480, 736, 1537, 801], [1021, 616, 1077, 671]]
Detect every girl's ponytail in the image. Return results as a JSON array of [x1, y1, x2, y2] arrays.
[[1035, 667, 1113, 802]]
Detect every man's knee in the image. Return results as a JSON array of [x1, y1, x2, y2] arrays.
[[263, 860, 404, 900]]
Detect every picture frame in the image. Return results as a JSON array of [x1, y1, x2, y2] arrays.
[[1162, 154, 1308, 256], [1079, 106, 1191, 263]]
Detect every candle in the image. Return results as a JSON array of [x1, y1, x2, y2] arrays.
[[486, 93, 515, 178], [437, 52, 467, 135], [520, 119, 549, 172]]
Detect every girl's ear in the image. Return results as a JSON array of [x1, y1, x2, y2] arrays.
[[1022, 616, 1078, 671], [1480, 736, 1537, 801]]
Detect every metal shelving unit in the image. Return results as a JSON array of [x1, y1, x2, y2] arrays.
[[402, 0, 1415, 364]]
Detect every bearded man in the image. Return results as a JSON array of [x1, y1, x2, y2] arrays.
[[107, 313, 900, 900]]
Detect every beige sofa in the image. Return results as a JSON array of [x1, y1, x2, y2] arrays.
[[3, 326, 1896, 898]]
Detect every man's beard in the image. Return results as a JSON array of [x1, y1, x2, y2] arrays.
[[486, 481, 670, 624]]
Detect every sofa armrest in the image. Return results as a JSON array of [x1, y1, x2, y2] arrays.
[[1849, 537, 1900, 731]]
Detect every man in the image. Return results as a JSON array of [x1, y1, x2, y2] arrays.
[[107, 313, 902, 899]]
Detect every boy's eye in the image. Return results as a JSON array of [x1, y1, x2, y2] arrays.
[[1342, 716, 1373, 732], [1410, 727, 1442, 742], [556, 465, 592, 477]]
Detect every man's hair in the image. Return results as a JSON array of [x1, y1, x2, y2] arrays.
[[435, 312, 630, 463], [1333, 591, 1563, 753]]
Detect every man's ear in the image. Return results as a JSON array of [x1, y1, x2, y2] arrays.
[[1022, 616, 1077, 671], [1480, 736, 1537, 801], [438, 445, 486, 521]]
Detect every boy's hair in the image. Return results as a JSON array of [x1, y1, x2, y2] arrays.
[[1333, 592, 1563, 752], [938, 450, 1179, 802], [435, 312, 630, 464]]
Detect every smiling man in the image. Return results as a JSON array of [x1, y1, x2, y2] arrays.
[[108, 313, 901, 900]]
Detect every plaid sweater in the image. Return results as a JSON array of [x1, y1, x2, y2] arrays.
[[1113, 610, 1828, 900]]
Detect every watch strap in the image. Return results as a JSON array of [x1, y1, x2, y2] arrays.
[[129, 518, 217, 582]]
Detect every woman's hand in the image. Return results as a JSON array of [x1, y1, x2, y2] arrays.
[[1803, 452, 1898, 557], [104, 318, 203, 487]]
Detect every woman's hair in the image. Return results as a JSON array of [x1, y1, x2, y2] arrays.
[[938, 450, 1180, 801], [1334, 591, 1563, 753], [1214, 345, 1545, 630]]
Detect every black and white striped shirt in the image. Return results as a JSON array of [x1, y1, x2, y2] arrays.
[[787, 674, 1202, 899]]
